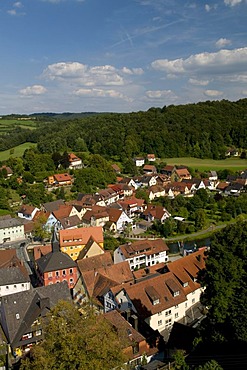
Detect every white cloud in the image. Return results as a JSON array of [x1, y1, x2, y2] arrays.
[[205, 4, 218, 11], [224, 0, 243, 6], [204, 89, 223, 97], [14, 2, 23, 8], [215, 38, 232, 48], [19, 85, 47, 96], [151, 47, 247, 76], [73, 88, 131, 101], [7, 9, 17, 16], [121, 67, 144, 75], [43, 62, 141, 86], [241, 90, 247, 95], [145, 89, 176, 99], [189, 78, 209, 86]]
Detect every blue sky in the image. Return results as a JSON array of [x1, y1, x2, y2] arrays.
[[0, 0, 247, 114]]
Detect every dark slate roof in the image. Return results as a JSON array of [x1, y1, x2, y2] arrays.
[[0, 267, 30, 285], [43, 199, 65, 213], [36, 251, 77, 273], [0, 281, 71, 347], [0, 217, 23, 229]]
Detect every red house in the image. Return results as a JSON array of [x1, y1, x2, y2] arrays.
[[36, 229, 78, 288]]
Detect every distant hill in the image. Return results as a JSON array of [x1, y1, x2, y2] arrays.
[[0, 99, 247, 160]]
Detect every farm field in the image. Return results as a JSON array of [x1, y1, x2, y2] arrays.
[[163, 157, 247, 171], [0, 118, 37, 132], [0, 142, 37, 161]]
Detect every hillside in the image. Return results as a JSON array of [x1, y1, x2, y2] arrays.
[[1, 99, 247, 161]]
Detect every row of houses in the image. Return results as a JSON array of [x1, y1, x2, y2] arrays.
[[0, 224, 207, 367]]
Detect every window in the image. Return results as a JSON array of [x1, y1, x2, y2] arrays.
[[48, 272, 52, 278], [16, 313, 20, 320], [192, 298, 195, 304], [158, 320, 162, 326], [6, 286, 9, 289], [183, 282, 188, 287], [185, 302, 187, 308], [165, 318, 172, 327], [165, 310, 171, 316], [70, 269, 73, 274], [14, 285, 17, 289], [173, 291, 179, 297], [175, 313, 179, 319], [175, 304, 178, 309], [62, 270, 66, 276], [192, 291, 195, 295], [22, 333, 32, 340], [158, 311, 162, 316], [55, 271, 59, 277], [35, 330, 42, 336], [70, 278, 74, 284]]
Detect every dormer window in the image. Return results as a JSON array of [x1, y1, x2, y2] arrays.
[[183, 282, 188, 287], [16, 313, 20, 320], [173, 291, 180, 297], [145, 286, 160, 306]]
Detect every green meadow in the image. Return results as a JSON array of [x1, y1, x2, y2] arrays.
[[163, 157, 247, 172], [0, 142, 37, 161], [0, 118, 37, 132]]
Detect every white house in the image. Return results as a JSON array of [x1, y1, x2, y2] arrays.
[[0, 216, 25, 244], [68, 153, 83, 170], [114, 239, 169, 270], [134, 157, 145, 167], [110, 249, 206, 333], [0, 267, 30, 297], [17, 205, 39, 221], [107, 208, 133, 232]]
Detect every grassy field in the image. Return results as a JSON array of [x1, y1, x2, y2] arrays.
[[0, 142, 37, 161], [0, 119, 37, 132], [163, 157, 247, 171]]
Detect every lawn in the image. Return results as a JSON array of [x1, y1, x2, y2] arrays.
[[0, 142, 37, 161], [162, 157, 247, 171]]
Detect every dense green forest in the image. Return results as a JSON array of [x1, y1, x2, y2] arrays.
[[1, 99, 247, 160]]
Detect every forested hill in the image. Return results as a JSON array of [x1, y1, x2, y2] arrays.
[[2, 99, 247, 160]]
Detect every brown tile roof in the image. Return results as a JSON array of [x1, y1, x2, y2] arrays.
[[133, 262, 166, 281], [68, 153, 80, 162], [167, 249, 206, 294], [108, 208, 122, 222], [77, 251, 113, 273], [124, 272, 186, 317], [53, 205, 74, 219], [175, 168, 191, 177], [216, 182, 229, 190], [53, 173, 72, 182], [18, 204, 37, 215], [104, 310, 145, 345], [33, 245, 52, 261], [0, 249, 18, 268], [143, 165, 156, 171], [120, 239, 169, 259], [142, 205, 170, 220], [59, 226, 104, 247]]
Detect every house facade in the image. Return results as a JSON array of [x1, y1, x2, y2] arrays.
[[0, 216, 25, 244], [36, 229, 78, 288], [114, 239, 169, 270], [59, 226, 104, 261]]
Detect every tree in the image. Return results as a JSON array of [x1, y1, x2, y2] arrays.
[[199, 221, 247, 343], [20, 301, 127, 370], [33, 214, 50, 241]]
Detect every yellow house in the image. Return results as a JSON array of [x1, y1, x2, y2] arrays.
[[59, 226, 104, 261]]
